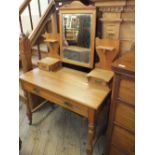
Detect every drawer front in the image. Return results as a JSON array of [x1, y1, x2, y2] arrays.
[[22, 81, 88, 117], [89, 77, 108, 87], [109, 145, 135, 155], [38, 63, 49, 71], [114, 102, 135, 132], [118, 79, 135, 105], [109, 145, 125, 155], [111, 126, 135, 154], [49, 62, 61, 72]]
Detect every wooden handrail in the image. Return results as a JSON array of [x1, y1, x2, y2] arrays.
[[19, 0, 32, 15], [19, 0, 56, 61], [29, 0, 55, 46]]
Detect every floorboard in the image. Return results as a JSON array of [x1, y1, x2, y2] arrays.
[[19, 100, 106, 155]]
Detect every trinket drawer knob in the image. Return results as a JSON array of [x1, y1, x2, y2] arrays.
[[95, 79, 102, 84], [33, 87, 40, 93], [64, 102, 72, 108]]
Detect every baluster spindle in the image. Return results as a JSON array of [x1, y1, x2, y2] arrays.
[[19, 15, 24, 34], [38, 0, 42, 17], [37, 43, 41, 60], [28, 3, 33, 30], [45, 25, 50, 53]]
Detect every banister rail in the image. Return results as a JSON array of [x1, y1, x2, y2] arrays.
[[29, 0, 55, 46], [19, 0, 32, 15], [19, 0, 54, 35], [19, 0, 55, 61], [19, 0, 32, 35]]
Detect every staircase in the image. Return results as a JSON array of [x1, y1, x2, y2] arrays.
[[19, 0, 87, 100], [19, 0, 57, 100], [20, 0, 56, 64]]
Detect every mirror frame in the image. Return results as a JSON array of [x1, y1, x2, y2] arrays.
[[59, 1, 96, 68]]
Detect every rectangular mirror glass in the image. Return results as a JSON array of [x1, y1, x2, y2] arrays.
[[62, 13, 92, 64], [59, 2, 96, 68]]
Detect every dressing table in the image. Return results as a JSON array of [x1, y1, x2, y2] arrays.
[[20, 67, 111, 155], [20, 2, 116, 155]]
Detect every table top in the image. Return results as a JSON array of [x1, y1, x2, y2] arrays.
[[20, 67, 110, 110]]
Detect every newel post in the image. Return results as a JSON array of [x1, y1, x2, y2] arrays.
[[19, 34, 33, 73]]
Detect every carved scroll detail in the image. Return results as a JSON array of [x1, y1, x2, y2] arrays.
[[60, 1, 95, 10]]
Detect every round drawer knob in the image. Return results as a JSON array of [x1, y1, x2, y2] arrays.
[[33, 87, 40, 93]]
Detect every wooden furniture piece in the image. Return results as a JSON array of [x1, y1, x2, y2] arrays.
[[19, 35, 33, 73], [43, 32, 60, 59], [86, 37, 119, 91], [38, 57, 62, 71], [20, 67, 111, 155], [63, 46, 90, 63], [20, 35, 48, 118], [95, 38, 120, 70], [105, 51, 135, 155], [59, 1, 96, 68], [87, 68, 114, 88]]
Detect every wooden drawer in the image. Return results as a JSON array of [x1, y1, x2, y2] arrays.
[[109, 145, 125, 155], [87, 69, 114, 88], [38, 57, 61, 72], [22, 81, 88, 117], [111, 126, 135, 154], [88, 77, 109, 87], [109, 145, 135, 155], [114, 102, 135, 132], [118, 79, 135, 105]]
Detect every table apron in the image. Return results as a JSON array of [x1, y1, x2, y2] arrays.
[[21, 80, 89, 118]]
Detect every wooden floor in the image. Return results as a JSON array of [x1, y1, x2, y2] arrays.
[[19, 100, 106, 155]]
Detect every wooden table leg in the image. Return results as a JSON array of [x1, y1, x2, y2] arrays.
[[86, 109, 96, 155], [24, 92, 32, 125]]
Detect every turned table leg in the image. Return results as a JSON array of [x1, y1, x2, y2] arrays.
[[24, 92, 32, 125], [86, 109, 96, 155]]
